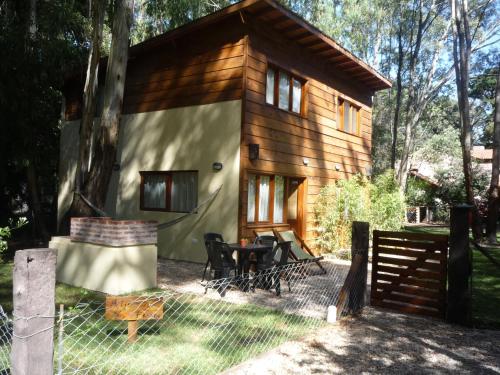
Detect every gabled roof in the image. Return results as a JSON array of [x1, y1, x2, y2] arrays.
[[131, 0, 392, 91]]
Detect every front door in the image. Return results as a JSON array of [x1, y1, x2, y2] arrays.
[[287, 177, 305, 237]]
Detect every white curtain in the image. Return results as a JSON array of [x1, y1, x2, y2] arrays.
[[292, 79, 302, 113], [266, 69, 275, 105], [273, 176, 285, 223], [344, 101, 351, 133], [171, 172, 197, 212], [259, 175, 270, 221], [279, 71, 290, 110], [247, 174, 256, 222], [144, 175, 166, 209]]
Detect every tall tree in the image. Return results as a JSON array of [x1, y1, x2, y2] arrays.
[[70, 0, 107, 217], [82, 0, 135, 210], [486, 67, 500, 243]]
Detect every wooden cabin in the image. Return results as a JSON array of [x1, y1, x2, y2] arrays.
[[59, 0, 391, 263]]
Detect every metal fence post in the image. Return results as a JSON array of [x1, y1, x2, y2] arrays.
[[348, 221, 369, 312], [447, 205, 472, 326], [11, 248, 57, 375]]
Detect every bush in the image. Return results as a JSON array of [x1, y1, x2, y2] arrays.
[[314, 170, 405, 257], [0, 217, 28, 260]]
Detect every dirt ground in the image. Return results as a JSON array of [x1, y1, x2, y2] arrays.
[[225, 307, 500, 375]]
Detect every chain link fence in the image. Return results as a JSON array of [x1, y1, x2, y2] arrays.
[[0, 306, 12, 374], [2, 257, 367, 374], [58, 260, 363, 374]]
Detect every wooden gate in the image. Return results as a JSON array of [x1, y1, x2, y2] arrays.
[[370, 230, 448, 318]]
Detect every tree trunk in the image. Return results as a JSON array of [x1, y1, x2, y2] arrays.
[[84, 0, 134, 209], [26, 162, 48, 241], [452, 0, 481, 240], [76, 0, 106, 191], [486, 67, 500, 243], [68, 0, 106, 221], [391, 24, 404, 170]]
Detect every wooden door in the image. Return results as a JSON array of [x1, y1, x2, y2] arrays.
[[287, 177, 305, 237]]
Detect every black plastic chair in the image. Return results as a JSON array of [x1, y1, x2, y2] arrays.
[[204, 240, 237, 297], [254, 241, 292, 296], [202, 233, 224, 282], [254, 235, 278, 247]]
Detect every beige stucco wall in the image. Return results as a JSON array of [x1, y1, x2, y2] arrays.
[[50, 236, 157, 295], [58, 100, 242, 263]]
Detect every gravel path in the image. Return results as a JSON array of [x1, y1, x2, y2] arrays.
[[158, 258, 352, 319], [225, 307, 500, 375]]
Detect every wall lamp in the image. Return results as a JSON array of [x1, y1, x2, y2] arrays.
[[249, 144, 259, 161], [212, 162, 223, 171]]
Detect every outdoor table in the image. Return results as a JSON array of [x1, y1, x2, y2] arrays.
[[228, 243, 273, 291]]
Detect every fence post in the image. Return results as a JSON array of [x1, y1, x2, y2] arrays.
[[348, 221, 369, 312], [11, 248, 57, 375], [447, 205, 472, 326]]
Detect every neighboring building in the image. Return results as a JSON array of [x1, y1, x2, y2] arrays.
[[59, 0, 391, 263], [472, 145, 495, 176]]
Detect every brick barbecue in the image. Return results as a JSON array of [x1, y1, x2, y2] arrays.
[[70, 217, 158, 247]]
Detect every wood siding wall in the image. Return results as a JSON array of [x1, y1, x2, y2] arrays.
[[64, 17, 245, 120], [239, 27, 374, 246]]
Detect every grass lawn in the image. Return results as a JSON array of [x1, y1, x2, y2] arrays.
[[0, 261, 105, 313], [0, 261, 323, 374], [404, 226, 500, 329]]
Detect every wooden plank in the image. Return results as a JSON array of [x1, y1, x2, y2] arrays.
[[374, 282, 441, 299], [127, 67, 243, 93], [377, 238, 448, 253], [244, 135, 372, 165], [376, 264, 442, 281], [376, 246, 444, 261], [375, 273, 443, 291], [371, 290, 442, 309], [105, 296, 164, 321], [125, 78, 242, 105], [371, 299, 442, 318], [124, 89, 241, 114], [374, 230, 449, 243], [377, 255, 443, 272]]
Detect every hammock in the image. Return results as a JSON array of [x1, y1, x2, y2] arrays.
[[77, 184, 223, 230]]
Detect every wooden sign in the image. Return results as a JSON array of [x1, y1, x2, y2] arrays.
[[105, 295, 164, 342]]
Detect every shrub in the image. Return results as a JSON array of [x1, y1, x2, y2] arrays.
[[314, 170, 405, 257], [0, 217, 28, 260]]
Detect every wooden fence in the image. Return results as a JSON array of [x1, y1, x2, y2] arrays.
[[370, 230, 449, 318]]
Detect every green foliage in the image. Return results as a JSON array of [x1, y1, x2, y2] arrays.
[[0, 217, 28, 257], [405, 177, 435, 206], [369, 171, 407, 231], [314, 170, 405, 256]]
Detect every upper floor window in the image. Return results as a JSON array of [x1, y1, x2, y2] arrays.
[[338, 98, 360, 135], [266, 66, 304, 115], [140, 171, 198, 212]]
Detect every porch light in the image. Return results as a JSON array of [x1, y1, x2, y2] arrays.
[[212, 162, 223, 171], [249, 144, 259, 161]]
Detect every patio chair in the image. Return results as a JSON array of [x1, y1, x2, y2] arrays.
[[204, 240, 237, 297], [202, 233, 224, 282], [254, 235, 278, 247], [275, 229, 326, 274], [254, 241, 292, 296]]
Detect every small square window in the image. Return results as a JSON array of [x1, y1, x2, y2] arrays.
[[338, 98, 360, 135], [266, 65, 304, 115]]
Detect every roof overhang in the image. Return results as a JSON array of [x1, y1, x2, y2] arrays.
[[130, 0, 392, 91]]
